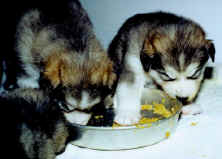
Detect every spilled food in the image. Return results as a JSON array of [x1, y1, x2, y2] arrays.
[[165, 131, 171, 138], [112, 99, 181, 128]]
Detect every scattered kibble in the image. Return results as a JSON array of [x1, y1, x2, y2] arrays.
[[141, 104, 153, 110], [191, 122, 198, 126], [112, 99, 181, 128], [165, 131, 171, 138], [94, 115, 104, 119], [153, 102, 172, 118], [112, 122, 122, 128]]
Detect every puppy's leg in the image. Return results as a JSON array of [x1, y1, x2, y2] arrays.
[[17, 64, 40, 88], [114, 55, 145, 125], [114, 80, 144, 125], [16, 10, 41, 89]]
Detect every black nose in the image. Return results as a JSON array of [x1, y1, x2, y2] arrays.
[[176, 96, 189, 105]]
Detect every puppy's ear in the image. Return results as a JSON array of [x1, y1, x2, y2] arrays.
[[141, 36, 158, 72], [44, 53, 76, 88], [102, 62, 117, 89], [205, 40, 215, 62], [44, 54, 63, 88], [143, 31, 171, 57], [140, 51, 152, 72], [90, 59, 117, 89], [143, 37, 156, 57]]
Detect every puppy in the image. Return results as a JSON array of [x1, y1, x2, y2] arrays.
[[4, 0, 116, 112], [108, 12, 215, 125], [1, 88, 79, 159]]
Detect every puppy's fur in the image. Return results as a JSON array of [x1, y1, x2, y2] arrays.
[[4, 0, 116, 111], [0, 57, 3, 86], [108, 12, 215, 125], [1, 88, 79, 159]]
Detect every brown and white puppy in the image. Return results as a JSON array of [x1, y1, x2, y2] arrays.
[[108, 12, 215, 125], [5, 0, 116, 113], [1, 88, 79, 159]]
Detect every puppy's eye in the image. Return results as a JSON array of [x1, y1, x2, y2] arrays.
[[187, 70, 201, 80], [158, 71, 176, 82]]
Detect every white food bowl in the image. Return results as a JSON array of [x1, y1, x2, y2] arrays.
[[71, 88, 182, 150]]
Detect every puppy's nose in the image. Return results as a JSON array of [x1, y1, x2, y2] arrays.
[[176, 96, 189, 105]]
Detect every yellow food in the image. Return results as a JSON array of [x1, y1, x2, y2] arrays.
[[165, 131, 171, 138], [112, 98, 180, 128], [138, 117, 159, 124], [112, 122, 122, 128], [135, 118, 159, 128], [152, 102, 172, 118], [170, 105, 181, 114], [141, 104, 153, 110], [161, 98, 166, 104], [191, 122, 197, 126], [94, 115, 103, 119]]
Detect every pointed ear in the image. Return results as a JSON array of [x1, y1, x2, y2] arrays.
[[44, 54, 62, 88], [90, 59, 117, 89], [141, 36, 157, 72], [206, 40, 215, 62], [143, 37, 156, 57], [102, 61, 117, 89], [44, 52, 80, 88], [143, 30, 170, 57], [140, 51, 152, 72]]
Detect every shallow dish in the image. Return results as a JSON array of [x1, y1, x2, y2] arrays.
[[71, 88, 182, 150]]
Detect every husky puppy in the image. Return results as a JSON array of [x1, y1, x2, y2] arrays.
[[108, 12, 215, 125], [3, 0, 116, 112], [1, 88, 79, 159]]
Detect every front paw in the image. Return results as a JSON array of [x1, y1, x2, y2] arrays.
[[114, 111, 141, 125], [182, 103, 203, 115]]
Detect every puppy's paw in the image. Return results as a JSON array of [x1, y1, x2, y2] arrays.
[[114, 111, 141, 125], [182, 103, 203, 115]]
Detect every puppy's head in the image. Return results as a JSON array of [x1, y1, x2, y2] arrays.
[[141, 21, 215, 104], [43, 50, 116, 111]]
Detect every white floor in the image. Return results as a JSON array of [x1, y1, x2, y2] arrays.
[[58, 64, 222, 159]]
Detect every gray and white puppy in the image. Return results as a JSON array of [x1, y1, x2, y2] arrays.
[[108, 12, 215, 125]]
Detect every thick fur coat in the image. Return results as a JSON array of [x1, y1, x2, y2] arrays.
[[3, 0, 116, 112], [1, 88, 79, 159], [108, 12, 215, 125]]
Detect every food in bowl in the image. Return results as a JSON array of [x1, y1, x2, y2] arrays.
[[112, 98, 181, 128], [70, 89, 182, 150]]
